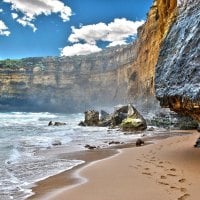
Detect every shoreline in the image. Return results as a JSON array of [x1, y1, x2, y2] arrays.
[[28, 130, 196, 200], [28, 148, 118, 200]]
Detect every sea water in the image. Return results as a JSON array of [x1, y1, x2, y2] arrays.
[[0, 112, 145, 200]]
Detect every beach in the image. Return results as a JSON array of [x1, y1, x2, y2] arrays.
[[29, 130, 200, 200]]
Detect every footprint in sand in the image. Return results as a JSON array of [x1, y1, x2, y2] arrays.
[[170, 168, 176, 172], [178, 178, 186, 183], [160, 175, 167, 179], [180, 188, 187, 192], [170, 187, 187, 193], [156, 165, 164, 168], [142, 172, 152, 176], [167, 173, 177, 177], [177, 193, 190, 200], [170, 186, 179, 190], [158, 181, 169, 186]]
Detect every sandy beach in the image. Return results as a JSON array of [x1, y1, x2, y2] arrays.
[[30, 130, 200, 200]]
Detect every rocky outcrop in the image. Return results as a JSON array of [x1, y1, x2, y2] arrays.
[[80, 104, 147, 132], [121, 104, 147, 131], [148, 111, 198, 129], [84, 110, 100, 126], [155, 0, 200, 122]]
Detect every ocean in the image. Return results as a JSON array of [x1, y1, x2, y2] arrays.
[[0, 112, 146, 200]]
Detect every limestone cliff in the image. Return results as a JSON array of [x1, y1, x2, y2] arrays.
[[155, 0, 200, 122], [0, 45, 135, 112], [127, 0, 177, 103]]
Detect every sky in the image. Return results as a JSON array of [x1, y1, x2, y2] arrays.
[[0, 0, 153, 59]]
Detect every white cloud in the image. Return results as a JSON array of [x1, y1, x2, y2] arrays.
[[61, 18, 144, 57], [3, 0, 72, 31], [61, 43, 102, 57], [108, 40, 127, 47], [0, 20, 11, 36], [0, 9, 3, 13], [17, 17, 37, 32], [68, 18, 144, 45], [11, 12, 18, 19], [69, 22, 109, 44]]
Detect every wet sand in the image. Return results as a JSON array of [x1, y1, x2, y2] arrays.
[[29, 130, 200, 200]]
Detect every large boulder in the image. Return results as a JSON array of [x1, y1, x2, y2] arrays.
[[98, 110, 112, 127], [52, 140, 62, 146], [48, 121, 66, 126], [100, 110, 110, 121], [111, 105, 128, 126], [194, 137, 200, 148], [54, 122, 66, 126], [121, 104, 147, 131], [84, 110, 99, 126]]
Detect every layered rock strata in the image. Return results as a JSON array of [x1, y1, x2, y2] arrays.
[[0, 45, 135, 112], [127, 0, 177, 104], [155, 0, 200, 122], [0, 0, 178, 113]]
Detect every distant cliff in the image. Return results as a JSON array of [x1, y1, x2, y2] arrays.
[[155, 0, 200, 122], [0, 45, 135, 112]]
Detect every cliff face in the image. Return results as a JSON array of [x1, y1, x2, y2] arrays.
[[0, 0, 190, 115], [0, 0, 178, 113], [155, 0, 200, 122], [0, 45, 135, 112], [127, 0, 177, 103]]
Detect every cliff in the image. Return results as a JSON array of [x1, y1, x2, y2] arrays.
[[1, 0, 199, 123], [0, 45, 135, 112], [155, 0, 200, 122], [127, 0, 177, 103], [0, 0, 179, 113]]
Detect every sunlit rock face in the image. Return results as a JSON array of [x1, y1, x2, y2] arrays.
[[127, 0, 177, 105], [155, 0, 200, 122]]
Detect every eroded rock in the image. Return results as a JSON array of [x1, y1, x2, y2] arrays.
[[121, 104, 147, 131], [84, 144, 97, 150], [48, 121, 67, 126], [155, 0, 200, 122], [84, 110, 99, 126], [136, 138, 145, 147], [111, 105, 128, 126], [54, 122, 66, 126], [52, 140, 62, 146], [194, 137, 200, 148]]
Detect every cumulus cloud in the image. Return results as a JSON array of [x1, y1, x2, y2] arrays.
[[0, 9, 3, 13], [61, 43, 102, 57], [17, 17, 37, 32], [68, 18, 144, 45], [11, 13, 18, 19], [3, 0, 72, 31], [0, 20, 11, 36], [61, 18, 144, 57]]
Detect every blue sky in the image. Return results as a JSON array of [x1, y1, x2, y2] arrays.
[[0, 0, 152, 59]]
